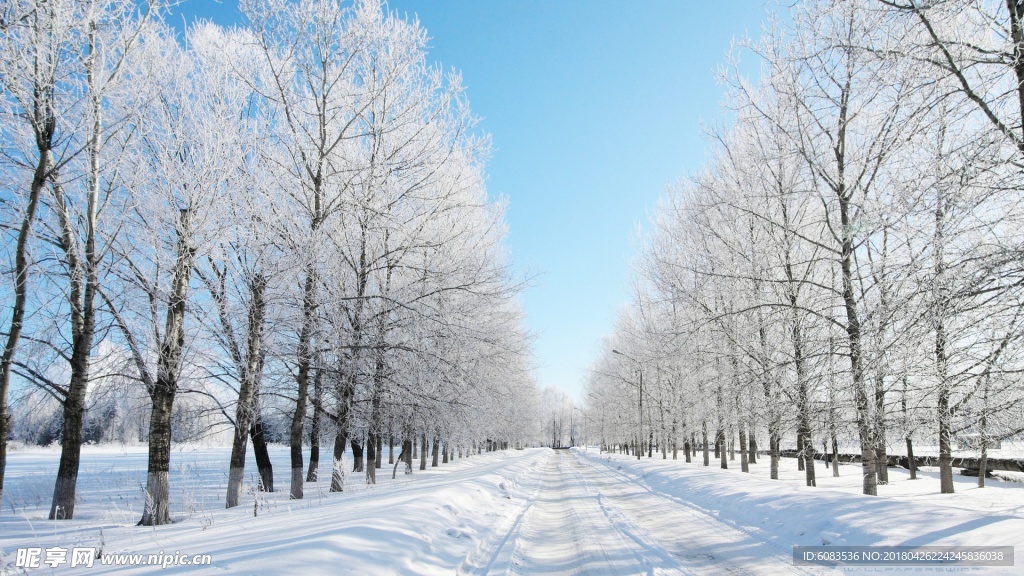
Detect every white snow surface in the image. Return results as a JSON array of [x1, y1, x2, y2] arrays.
[[0, 444, 1021, 574]]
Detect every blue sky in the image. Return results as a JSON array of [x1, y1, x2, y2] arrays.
[[172, 1, 775, 402]]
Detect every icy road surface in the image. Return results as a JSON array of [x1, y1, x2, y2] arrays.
[[466, 450, 829, 575]]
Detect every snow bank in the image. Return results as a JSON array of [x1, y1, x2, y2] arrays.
[[0, 445, 548, 574], [575, 448, 1024, 575]]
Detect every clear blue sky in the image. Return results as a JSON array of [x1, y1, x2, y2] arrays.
[[171, 1, 775, 402]]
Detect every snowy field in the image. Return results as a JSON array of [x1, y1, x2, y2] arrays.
[[1, 444, 1022, 574]]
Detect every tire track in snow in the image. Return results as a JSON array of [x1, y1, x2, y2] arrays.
[[570, 454, 693, 573], [574, 450, 837, 576], [496, 451, 687, 575], [457, 452, 545, 575]]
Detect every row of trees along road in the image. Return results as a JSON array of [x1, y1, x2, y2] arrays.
[[0, 0, 540, 526], [585, 0, 1024, 496]]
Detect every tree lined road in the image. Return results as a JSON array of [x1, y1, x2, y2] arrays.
[[467, 450, 830, 575]]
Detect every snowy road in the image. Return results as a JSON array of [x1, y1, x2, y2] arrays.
[[6, 445, 1018, 574], [467, 450, 832, 576]]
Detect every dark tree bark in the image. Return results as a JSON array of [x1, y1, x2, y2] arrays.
[[831, 436, 840, 478], [140, 210, 197, 526], [226, 274, 267, 508], [797, 434, 805, 471], [306, 368, 324, 483], [0, 134, 50, 516], [49, 387, 86, 520], [719, 428, 728, 470], [351, 438, 364, 472], [329, 376, 352, 491], [906, 436, 917, 480], [330, 429, 347, 492], [838, 152, 878, 496], [935, 195, 954, 494], [250, 417, 274, 491], [431, 432, 440, 467], [403, 434, 413, 475], [289, 268, 317, 500], [419, 431, 427, 470], [366, 433, 377, 484], [702, 423, 710, 467], [770, 430, 780, 480], [47, 164, 101, 521], [874, 373, 889, 485], [978, 434, 989, 488], [739, 426, 749, 473]]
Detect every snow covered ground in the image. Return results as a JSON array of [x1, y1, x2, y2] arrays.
[[1, 444, 1021, 574]]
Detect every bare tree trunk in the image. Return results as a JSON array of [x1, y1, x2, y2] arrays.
[[47, 157, 101, 521], [801, 425, 816, 487], [329, 379, 352, 491], [793, 315, 815, 488], [936, 333, 954, 493], [250, 417, 274, 491], [442, 441, 449, 464], [702, 423, 710, 466], [831, 436, 840, 478], [403, 434, 413, 475], [431, 432, 440, 467], [978, 399, 989, 488], [0, 145, 49, 514], [366, 354, 383, 485], [226, 275, 267, 508], [797, 434, 805, 471], [748, 432, 757, 464], [289, 268, 317, 500], [1006, 0, 1024, 149], [875, 377, 889, 485], [905, 436, 916, 480], [840, 196, 878, 496], [420, 431, 427, 470], [306, 368, 323, 483], [351, 438, 364, 472], [48, 212, 96, 520], [978, 438, 988, 488], [739, 426, 749, 473], [719, 429, 728, 470], [391, 444, 404, 479], [875, 436, 889, 484], [140, 210, 196, 526], [366, 434, 377, 484], [140, 392, 173, 526], [49, 384, 86, 520], [330, 429, 347, 492], [770, 430, 780, 480]]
